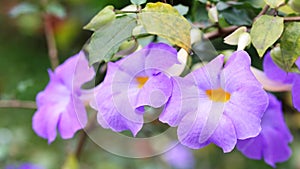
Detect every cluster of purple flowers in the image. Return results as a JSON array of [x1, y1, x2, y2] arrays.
[[32, 43, 298, 167]]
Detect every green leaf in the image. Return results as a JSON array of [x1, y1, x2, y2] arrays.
[[83, 6, 115, 31], [289, 0, 300, 13], [224, 26, 247, 45], [216, 2, 230, 11], [9, 2, 38, 18], [247, 0, 266, 8], [192, 39, 218, 62], [174, 4, 189, 15], [46, 2, 66, 19], [86, 15, 137, 65], [138, 2, 191, 51], [191, 1, 209, 23], [208, 6, 219, 23], [264, 0, 284, 8], [275, 22, 300, 71], [224, 26, 251, 50], [62, 154, 78, 169], [130, 0, 147, 5], [250, 15, 284, 57], [221, 8, 252, 26], [142, 2, 181, 14], [279, 4, 298, 14], [237, 32, 251, 50]]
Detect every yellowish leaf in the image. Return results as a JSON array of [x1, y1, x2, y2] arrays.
[[138, 2, 191, 51]]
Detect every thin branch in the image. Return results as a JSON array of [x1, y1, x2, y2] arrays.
[[204, 26, 239, 40], [75, 130, 88, 159], [0, 100, 36, 109], [75, 113, 97, 159], [114, 10, 140, 14], [43, 13, 59, 69], [254, 5, 270, 21], [284, 16, 300, 22]]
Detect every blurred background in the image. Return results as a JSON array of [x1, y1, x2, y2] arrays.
[[1, 0, 300, 169]]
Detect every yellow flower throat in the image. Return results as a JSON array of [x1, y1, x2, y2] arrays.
[[136, 76, 149, 88], [206, 88, 231, 102]]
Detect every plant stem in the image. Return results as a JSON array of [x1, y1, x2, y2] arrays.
[[75, 113, 97, 159], [114, 10, 140, 14], [254, 5, 270, 21], [284, 16, 300, 22], [0, 100, 36, 109], [204, 26, 238, 39], [75, 130, 88, 159], [43, 13, 59, 70]]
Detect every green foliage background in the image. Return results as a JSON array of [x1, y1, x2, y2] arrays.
[[1, 0, 300, 169]]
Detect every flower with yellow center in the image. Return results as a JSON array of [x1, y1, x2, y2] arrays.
[[94, 43, 179, 136], [160, 51, 268, 153]]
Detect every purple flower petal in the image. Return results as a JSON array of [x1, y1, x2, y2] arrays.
[[58, 95, 87, 139], [250, 67, 292, 92], [191, 54, 224, 90], [135, 73, 172, 109], [296, 57, 300, 69], [144, 43, 179, 73], [5, 163, 44, 169], [262, 52, 300, 112], [292, 76, 300, 111], [19, 163, 44, 169], [33, 74, 69, 143], [237, 94, 292, 167], [33, 51, 93, 143], [221, 51, 268, 139], [36, 70, 70, 107], [198, 102, 225, 145], [262, 94, 293, 142], [263, 51, 295, 84], [225, 86, 268, 139], [162, 143, 195, 169], [177, 107, 210, 149], [222, 50, 261, 92], [117, 43, 178, 77], [55, 51, 95, 91], [95, 83, 143, 136], [94, 43, 178, 135], [177, 101, 237, 153], [160, 55, 225, 128], [236, 135, 264, 159], [89, 94, 110, 129], [32, 105, 61, 143], [159, 77, 200, 126], [163, 50, 268, 152], [262, 127, 292, 167], [209, 114, 236, 153], [95, 62, 143, 135]]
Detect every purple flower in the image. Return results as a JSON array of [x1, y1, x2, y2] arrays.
[[162, 143, 195, 169], [237, 94, 293, 167], [293, 59, 300, 111], [160, 51, 268, 152], [32, 51, 95, 143], [5, 163, 44, 169], [93, 43, 179, 136], [263, 52, 300, 111]]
